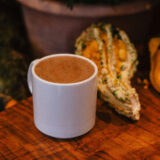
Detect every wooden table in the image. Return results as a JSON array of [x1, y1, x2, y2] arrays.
[[0, 73, 160, 160]]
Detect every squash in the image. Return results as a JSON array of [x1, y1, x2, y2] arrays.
[[75, 23, 141, 120], [149, 38, 160, 93]]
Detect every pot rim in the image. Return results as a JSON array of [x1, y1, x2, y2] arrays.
[[18, 0, 159, 17]]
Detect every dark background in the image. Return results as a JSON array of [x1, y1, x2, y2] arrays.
[[0, 0, 159, 110]]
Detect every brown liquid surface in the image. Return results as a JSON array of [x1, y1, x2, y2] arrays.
[[35, 56, 95, 83]]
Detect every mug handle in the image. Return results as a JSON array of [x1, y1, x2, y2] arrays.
[[27, 59, 39, 94]]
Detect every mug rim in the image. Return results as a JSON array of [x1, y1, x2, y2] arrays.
[[32, 53, 98, 86]]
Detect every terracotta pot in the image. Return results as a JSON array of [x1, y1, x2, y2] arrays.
[[18, 0, 159, 57]]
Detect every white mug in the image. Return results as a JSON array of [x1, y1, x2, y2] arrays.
[[27, 54, 98, 138]]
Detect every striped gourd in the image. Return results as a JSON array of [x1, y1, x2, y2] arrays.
[[75, 23, 141, 120]]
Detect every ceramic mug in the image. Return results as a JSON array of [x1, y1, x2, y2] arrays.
[[27, 54, 98, 138]]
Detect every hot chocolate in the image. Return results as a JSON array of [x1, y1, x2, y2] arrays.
[[35, 55, 95, 83]]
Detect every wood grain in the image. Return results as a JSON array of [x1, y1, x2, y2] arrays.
[[0, 75, 160, 160]]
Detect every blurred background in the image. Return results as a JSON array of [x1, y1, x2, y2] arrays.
[[0, 0, 160, 111]]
